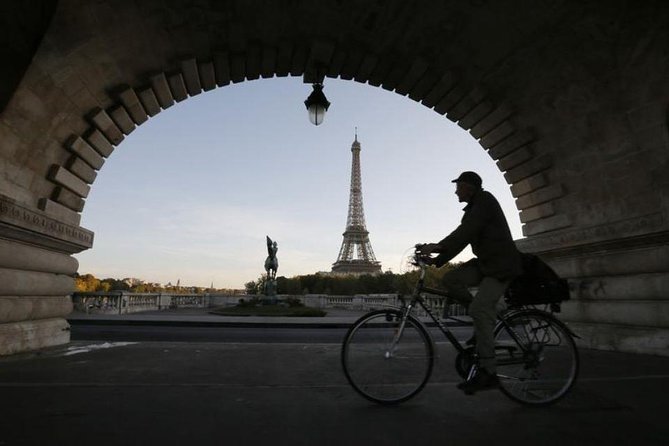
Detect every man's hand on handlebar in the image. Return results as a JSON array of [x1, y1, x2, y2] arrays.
[[415, 243, 438, 255], [414, 243, 439, 266]]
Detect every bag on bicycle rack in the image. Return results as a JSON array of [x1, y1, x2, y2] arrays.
[[504, 253, 570, 308]]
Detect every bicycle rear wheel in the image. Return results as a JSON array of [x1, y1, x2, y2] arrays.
[[494, 310, 579, 406], [341, 309, 434, 405]]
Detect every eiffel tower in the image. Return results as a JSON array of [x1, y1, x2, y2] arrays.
[[332, 132, 382, 275]]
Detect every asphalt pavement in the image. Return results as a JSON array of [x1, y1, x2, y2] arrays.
[[0, 308, 667, 445]]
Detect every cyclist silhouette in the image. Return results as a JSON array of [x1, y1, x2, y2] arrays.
[[417, 171, 522, 394]]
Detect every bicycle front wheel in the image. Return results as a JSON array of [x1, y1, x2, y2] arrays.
[[494, 310, 579, 406], [341, 309, 434, 405]]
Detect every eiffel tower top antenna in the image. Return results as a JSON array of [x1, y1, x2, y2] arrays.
[[331, 131, 382, 275]]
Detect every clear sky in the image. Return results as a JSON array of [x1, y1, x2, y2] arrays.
[[75, 77, 523, 288]]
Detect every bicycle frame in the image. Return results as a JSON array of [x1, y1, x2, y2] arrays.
[[393, 257, 468, 355]]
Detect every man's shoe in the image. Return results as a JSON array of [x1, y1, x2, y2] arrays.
[[457, 369, 499, 395]]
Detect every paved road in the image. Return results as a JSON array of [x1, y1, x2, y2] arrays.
[[1, 339, 668, 446]]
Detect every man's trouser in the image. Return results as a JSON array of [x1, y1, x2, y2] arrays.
[[441, 260, 511, 374]]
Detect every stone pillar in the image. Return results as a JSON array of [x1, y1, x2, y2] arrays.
[[0, 194, 93, 356], [517, 218, 669, 356]]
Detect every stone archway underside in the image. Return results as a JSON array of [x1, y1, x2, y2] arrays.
[[44, 50, 566, 238], [1, 1, 668, 356]]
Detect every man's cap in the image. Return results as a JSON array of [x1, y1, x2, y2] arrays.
[[451, 171, 482, 188]]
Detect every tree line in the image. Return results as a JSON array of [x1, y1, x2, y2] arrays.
[[74, 273, 240, 294], [245, 263, 457, 296]]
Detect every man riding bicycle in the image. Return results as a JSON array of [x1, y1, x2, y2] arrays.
[[417, 171, 522, 395]]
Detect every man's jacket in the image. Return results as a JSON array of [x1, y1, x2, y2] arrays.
[[434, 189, 523, 280]]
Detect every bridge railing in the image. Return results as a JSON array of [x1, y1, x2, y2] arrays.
[[72, 292, 468, 316], [71, 292, 207, 314]]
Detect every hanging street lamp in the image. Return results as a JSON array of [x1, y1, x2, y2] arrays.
[[304, 83, 331, 126]]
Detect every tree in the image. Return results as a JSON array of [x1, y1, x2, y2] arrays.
[[75, 274, 100, 292]]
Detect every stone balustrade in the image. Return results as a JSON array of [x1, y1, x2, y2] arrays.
[[71, 292, 207, 314], [71, 292, 470, 317]]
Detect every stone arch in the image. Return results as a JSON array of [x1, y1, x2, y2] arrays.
[[3, 1, 669, 357], [41, 45, 568, 238]]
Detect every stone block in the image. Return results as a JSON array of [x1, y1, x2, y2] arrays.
[[138, 88, 161, 117], [488, 130, 534, 159], [504, 154, 551, 183], [275, 42, 292, 77], [260, 46, 277, 79], [470, 105, 514, 139], [408, 69, 439, 102], [65, 156, 97, 184], [49, 166, 90, 198], [561, 299, 669, 328], [519, 201, 555, 223], [626, 101, 666, 131], [52, 186, 85, 212], [67, 136, 103, 170], [198, 61, 216, 91], [566, 272, 669, 301], [0, 238, 78, 275], [0, 267, 74, 296], [118, 88, 148, 125], [457, 100, 493, 130], [230, 53, 245, 83], [150, 72, 174, 108], [167, 73, 188, 101], [368, 57, 392, 87], [85, 129, 115, 158], [381, 60, 408, 92], [395, 58, 428, 96], [568, 321, 669, 356], [421, 72, 457, 108], [549, 244, 669, 278], [0, 296, 72, 324], [181, 58, 202, 96], [434, 84, 467, 115], [340, 50, 364, 81], [480, 121, 515, 149], [446, 87, 487, 122], [290, 46, 308, 76], [510, 172, 547, 197], [90, 108, 124, 145], [309, 40, 335, 66], [109, 105, 135, 135], [246, 44, 262, 80], [326, 48, 346, 79], [354, 54, 379, 83], [38, 198, 81, 226], [496, 145, 533, 172], [213, 52, 231, 86], [515, 183, 564, 210], [522, 213, 571, 236], [0, 318, 70, 356]]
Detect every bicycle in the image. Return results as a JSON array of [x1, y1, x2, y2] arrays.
[[341, 248, 579, 406]]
